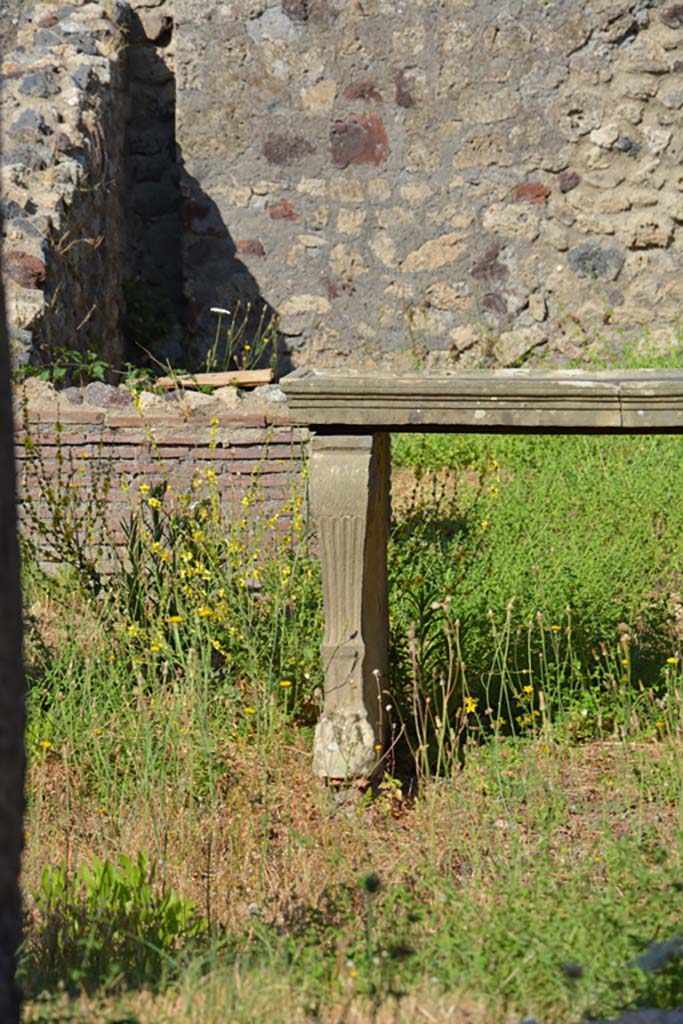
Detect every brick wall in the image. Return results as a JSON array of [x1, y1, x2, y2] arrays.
[[15, 393, 308, 569]]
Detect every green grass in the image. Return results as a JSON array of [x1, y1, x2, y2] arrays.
[[18, 418, 683, 1023], [391, 433, 683, 735]]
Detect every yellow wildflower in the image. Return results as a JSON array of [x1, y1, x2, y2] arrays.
[[279, 680, 292, 688], [523, 685, 533, 695], [166, 615, 182, 624], [40, 740, 52, 749], [147, 497, 161, 510], [198, 607, 214, 618], [464, 696, 478, 714], [149, 643, 162, 653], [244, 707, 256, 715], [667, 657, 678, 665], [551, 625, 561, 631], [481, 519, 489, 530]]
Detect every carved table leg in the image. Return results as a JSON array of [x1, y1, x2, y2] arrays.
[[309, 432, 390, 780]]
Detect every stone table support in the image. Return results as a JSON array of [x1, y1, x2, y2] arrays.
[[309, 433, 390, 779], [281, 367, 683, 780]]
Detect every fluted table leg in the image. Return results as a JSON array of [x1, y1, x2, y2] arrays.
[[309, 432, 390, 780]]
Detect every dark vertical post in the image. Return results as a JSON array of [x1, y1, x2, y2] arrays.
[[0, 220, 26, 1021]]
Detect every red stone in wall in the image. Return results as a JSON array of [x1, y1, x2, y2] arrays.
[[512, 182, 549, 205], [330, 114, 389, 168], [4, 250, 47, 289]]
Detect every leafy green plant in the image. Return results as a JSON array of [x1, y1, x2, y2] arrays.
[[21, 853, 206, 994], [14, 347, 110, 387]]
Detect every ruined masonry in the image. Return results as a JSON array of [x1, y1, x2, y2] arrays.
[[2, 2, 683, 371]]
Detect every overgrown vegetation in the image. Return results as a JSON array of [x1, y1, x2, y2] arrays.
[[19, 411, 683, 1023], [391, 433, 683, 743]]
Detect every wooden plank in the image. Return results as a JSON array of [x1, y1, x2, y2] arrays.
[[156, 369, 273, 390]]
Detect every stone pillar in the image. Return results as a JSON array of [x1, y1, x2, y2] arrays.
[[309, 432, 391, 780]]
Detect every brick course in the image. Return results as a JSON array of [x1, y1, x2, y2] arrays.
[[15, 399, 308, 568]]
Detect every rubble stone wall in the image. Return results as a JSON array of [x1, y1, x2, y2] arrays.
[[175, 0, 683, 369], [1, 0, 130, 369], [3, 0, 683, 375]]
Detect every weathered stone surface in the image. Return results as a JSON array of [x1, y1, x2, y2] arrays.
[[661, 6, 683, 29], [177, 390, 226, 417], [513, 182, 550, 204], [590, 124, 619, 149], [426, 282, 468, 312], [268, 198, 300, 221], [309, 433, 390, 779], [18, 70, 62, 98], [393, 68, 415, 108], [528, 292, 547, 322], [3, 251, 46, 290], [496, 326, 547, 367], [263, 133, 315, 165], [282, 368, 683, 433], [301, 79, 336, 112], [344, 79, 383, 103], [279, 294, 331, 317], [330, 114, 388, 168], [568, 243, 625, 281], [236, 239, 266, 257], [134, 391, 169, 414], [16, 377, 58, 407], [402, 233, 465, 273], [83, 382, 133, 408], [630, 216, 674, 249], [482, 203, 541, 241], [59, 386, 84, 405]]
